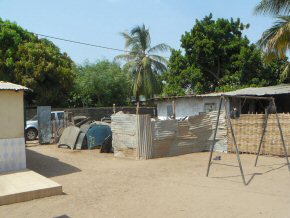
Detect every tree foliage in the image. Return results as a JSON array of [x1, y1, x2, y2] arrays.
[[255, 0, 290, 79], [0, 19, 74, 106], [115, 24, 171, 101], [162, 14, 285, 95], [69, 60, 132, 107]]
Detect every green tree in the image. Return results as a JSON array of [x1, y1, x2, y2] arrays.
[[69, 60, 132, 107], [254, 0, 290, 81], [162, 14, 273, 95], [115, 24, 171, 101], [0, 19, 74, 106]]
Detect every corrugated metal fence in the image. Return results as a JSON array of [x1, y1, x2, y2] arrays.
[[111, 111, 227, 159]]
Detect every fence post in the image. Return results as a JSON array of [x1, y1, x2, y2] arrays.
[[136, 102, 140, 115]]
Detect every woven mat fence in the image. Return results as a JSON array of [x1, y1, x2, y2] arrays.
[[228, 113, 290, 156]]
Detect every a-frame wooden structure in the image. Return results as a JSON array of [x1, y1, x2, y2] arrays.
[[206, 95, 290, 185]]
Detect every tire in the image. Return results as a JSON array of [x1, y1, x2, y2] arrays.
[[26, 128, 38, 141]]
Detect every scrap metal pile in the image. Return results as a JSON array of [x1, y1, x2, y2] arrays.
[[58, 116, 112, 153]]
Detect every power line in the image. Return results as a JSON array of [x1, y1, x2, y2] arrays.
[[0, 23, 171, 58], [35, 33, 130, 53]]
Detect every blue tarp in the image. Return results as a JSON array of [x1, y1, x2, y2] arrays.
[[86, 124, 112, 149]]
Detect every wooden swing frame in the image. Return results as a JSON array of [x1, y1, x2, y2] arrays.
[[206, 95, 290, 185]]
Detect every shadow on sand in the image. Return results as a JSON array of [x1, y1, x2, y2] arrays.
[[209, 162, 288, 185], [26, 149, 81, 178]]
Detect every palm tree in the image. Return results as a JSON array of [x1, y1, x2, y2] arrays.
[[115, 24, 171, 102], [255, 0, 290, 80], [254, 0, 290, 16], [257, 16, 290, 60]]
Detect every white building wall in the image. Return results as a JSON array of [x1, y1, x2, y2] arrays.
[[0, 90, 26, 172], [157, 96, 223, 120]]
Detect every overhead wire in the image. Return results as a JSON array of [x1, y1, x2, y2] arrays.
[[35, 33, 130, 53], [0, 23, 171, 58]]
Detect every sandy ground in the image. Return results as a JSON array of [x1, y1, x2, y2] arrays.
[[1, 144, 290, 218]]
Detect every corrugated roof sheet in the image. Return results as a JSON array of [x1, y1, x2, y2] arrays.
[[224, 84, 290, 96], [153, 92, 223, 101], [0, 81, 29, 91]]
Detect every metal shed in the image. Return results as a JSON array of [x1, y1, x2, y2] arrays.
[[225, 84, 290, 114]]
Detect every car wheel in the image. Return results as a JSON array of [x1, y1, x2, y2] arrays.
[[26, 128, 38, 141]]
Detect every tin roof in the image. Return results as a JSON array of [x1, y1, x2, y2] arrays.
[[0, 81, 29, 91], [224, 84, 290, 96], [152, 92, 223, 101]]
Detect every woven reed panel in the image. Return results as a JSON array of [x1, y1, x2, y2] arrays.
[[228, 114, 290, 155]]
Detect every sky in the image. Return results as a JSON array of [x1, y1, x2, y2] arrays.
[[0, 0, 274, 64]]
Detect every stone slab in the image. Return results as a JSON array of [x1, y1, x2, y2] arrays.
[[0, 169, 62, 205]]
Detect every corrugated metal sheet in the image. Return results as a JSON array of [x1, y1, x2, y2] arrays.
[[153, 92, 223, 101], [0, 81, 29, 91], [224, 84, 290, 96], [136, 115, 153, 160], [208, 110, 228, 152], [111, 111, 228, 160], [152, 114, 213, 158], [111, 114, 138, 158], [153, 120, 177, 140]]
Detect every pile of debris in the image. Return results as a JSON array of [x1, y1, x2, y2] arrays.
[[58, 116, 112, 153]]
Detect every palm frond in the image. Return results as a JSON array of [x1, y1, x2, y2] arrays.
[[148, 43, 172, 53], [120, 32, 137, 49], [258, 16, 290, 59], [114, 54, 136, 62], [254, 0, 290, 16], [142, 64, 161, 97], [280, 62, 290, 82], [131, 24, 151, 52], [150, 58, 168, 73], [149, 54, 169, 66]]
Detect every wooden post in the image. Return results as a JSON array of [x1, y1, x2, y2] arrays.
[[272, 99, 290, 171], [136, 102, 139, 115], [255, 110, 269, 166], [224, 97, 247, 185], [207, 96, 247, 185], [206, 96, 223, 177], [113, 104, 116, 114]]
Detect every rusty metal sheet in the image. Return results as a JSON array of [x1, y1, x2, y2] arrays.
[[75, 132, 86, 150], [58, 126, 80, 149]]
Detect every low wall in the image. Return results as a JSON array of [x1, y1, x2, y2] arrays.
[[111, 111, 227, 159], [26, 106, 156, 121], [228, 114, 290, 156]]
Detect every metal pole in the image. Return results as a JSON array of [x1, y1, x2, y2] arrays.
[[206, 96, 223, 177], [172, 100, 176, 119], [255, 111, 269, 166], [273, 99, 290, 171], [224, 97, 247, 185]]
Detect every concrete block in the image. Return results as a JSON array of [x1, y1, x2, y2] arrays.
[[0, 169, 62, 205]]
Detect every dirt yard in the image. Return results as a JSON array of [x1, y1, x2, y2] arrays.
[[1, 144, 290, 218]]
